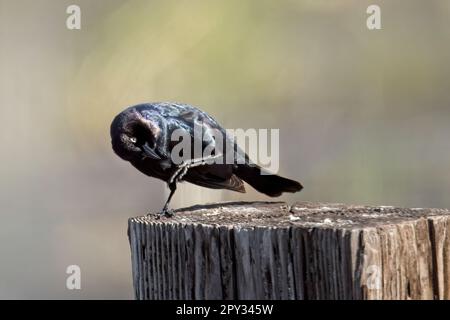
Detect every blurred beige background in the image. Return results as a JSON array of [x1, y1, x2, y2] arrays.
[[1, 0, 450, 299]]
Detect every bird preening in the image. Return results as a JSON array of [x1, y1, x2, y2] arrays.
[[110, 102, 303, 217]]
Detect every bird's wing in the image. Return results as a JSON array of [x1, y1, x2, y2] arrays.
[[175, 105, 250, 164], [165, 105, 227, 159], [184, 167, 246, 193], [161, 105, 246, 192]]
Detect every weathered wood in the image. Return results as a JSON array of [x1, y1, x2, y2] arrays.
[[128, 201, 450, 300]]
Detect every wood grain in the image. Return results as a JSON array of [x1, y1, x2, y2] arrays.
[[128, 201, 450, 300]]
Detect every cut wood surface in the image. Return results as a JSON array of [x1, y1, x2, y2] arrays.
[[128, 201, 450, 300]]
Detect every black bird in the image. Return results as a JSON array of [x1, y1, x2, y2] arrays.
[[110, 102, 303, 216]]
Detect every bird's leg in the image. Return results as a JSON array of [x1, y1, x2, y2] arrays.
[[151, 153, 222, 218], [152, 182, 177, 218]]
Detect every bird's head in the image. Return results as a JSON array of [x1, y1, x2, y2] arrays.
[[110, 107, 162, 162]]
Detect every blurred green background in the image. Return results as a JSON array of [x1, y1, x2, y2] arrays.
[[1, 0, 450, 298]]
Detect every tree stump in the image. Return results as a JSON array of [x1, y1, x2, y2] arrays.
[[128, 201, 450, 300]]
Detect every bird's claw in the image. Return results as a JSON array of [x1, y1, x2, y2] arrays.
[[169, 163, 189, 185], [154, 208, 174, 219], [168, 154, 223, 185], [146, 209, 173, 219]]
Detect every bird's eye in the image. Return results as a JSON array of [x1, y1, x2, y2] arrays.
[[130, 137, 137, 143]]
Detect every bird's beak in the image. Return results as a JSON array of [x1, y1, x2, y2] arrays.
[[142, 142, 161, 160]]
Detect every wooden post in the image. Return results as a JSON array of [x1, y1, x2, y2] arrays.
[[128, 201, 450, 300]]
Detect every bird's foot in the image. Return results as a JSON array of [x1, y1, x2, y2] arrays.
[[169, 163, 189, 185], [146, 209, 173, 219], [154, 208, 174, 219], [168, 154, 223, 185]]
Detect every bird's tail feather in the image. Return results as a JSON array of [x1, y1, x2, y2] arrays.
[[235, 164, 303, 197]]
